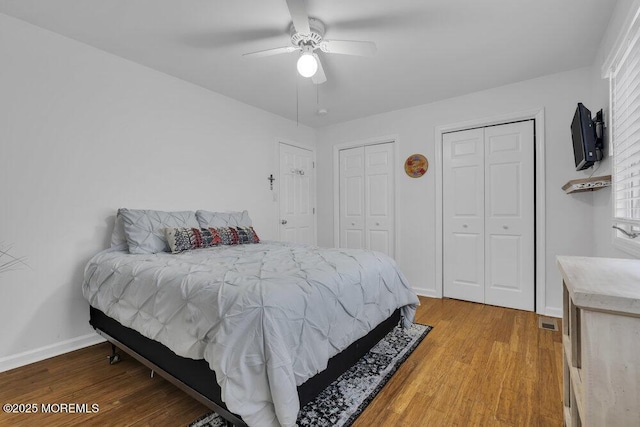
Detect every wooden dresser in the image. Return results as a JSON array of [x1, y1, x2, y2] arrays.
[[557, 256, 640, 427]]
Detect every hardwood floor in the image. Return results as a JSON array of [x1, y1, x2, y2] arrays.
[[353, 297, 564, 427], [0, 297, 563, 426]]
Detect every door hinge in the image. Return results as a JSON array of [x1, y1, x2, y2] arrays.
[[313, 207, 315, 214], [312, 161, 315, 168]]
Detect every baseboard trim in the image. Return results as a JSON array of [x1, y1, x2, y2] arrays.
[[411, 289, 564, 317], [413, 287, 440, 299], [0, 332, 106, 373]]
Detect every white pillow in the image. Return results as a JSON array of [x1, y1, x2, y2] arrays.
[[110, 213, 127, 248], [119, 208, 199, 254], [196, 210, 252, 228]]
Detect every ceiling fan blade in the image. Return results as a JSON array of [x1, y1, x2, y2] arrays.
[[242, 46, 299, 58], [312, 54, 327, 84], [285, 0, 311, 35], [320, 40, 377, 57]]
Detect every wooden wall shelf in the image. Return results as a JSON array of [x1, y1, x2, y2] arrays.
[[562, 175, 611, 194]]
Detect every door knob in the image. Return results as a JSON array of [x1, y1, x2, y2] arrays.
[[503, 225, 509, 230], [351, 222, 355, 226], [281, 220, 288, 225], [376, 222, 380, 226], [462, 224, 468, 228]]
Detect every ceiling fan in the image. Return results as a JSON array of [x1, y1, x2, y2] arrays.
[[242, 0, 377, 84]]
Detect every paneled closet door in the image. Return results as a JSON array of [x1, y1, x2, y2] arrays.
[[339, 146, 366, 250], [365, 143, 394, 258], [443, 128, 485, 304], [484, 121, 534, 311], [443, 121, 535, 311], [339, 142, 395, 258]]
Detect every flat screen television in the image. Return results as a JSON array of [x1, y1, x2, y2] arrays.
[[571, 103, 604, 171]]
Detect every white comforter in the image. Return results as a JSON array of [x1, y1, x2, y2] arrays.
[[82, 241, 419, 426]]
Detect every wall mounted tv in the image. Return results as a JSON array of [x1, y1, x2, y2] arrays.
[[571, 102, 604, 171]]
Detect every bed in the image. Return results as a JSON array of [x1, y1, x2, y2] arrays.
[[82, 209, 419, 427]]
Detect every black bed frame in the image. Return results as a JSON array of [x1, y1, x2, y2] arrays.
[[89, 306, 401, 426]]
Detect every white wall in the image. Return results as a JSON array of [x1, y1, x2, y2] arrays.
[[589, 0, 639, 259], [0, 14, 314, 369], [316, 67, 595, 316]]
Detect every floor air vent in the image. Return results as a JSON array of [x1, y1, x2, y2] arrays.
[[538, 317, 558, 331]]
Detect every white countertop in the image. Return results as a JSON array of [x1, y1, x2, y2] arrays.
[[557, 256, 640, 316]]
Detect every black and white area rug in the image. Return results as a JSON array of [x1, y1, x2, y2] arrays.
[[190, 322, 432, 427]]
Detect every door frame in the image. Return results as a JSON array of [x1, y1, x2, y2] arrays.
[[434, 108, 547, 315], [276, 139, 317, 245], [333, 135, 399, 258]]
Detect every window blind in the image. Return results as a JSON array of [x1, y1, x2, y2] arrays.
[[612, 16, 640, 240]]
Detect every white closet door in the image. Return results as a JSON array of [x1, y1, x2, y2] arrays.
[[279, 143, 315, 244], [365, 143, 395, 257], [443, 128, 485, 303], [484, 121, 535, 311], [339, 146, 365, 249]]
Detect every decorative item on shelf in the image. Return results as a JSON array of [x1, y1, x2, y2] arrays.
[[404, 154, 428, 178], [268, 174, 275, 190], [561, 175, 611, 194]]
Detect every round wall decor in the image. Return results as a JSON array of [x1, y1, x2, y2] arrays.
[[404, 154, 428, 178]]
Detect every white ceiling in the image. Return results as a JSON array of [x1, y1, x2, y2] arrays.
[[0, 0, 617, 128]]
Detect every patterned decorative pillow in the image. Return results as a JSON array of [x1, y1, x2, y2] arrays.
[[236, 226, 260, 244], [165, 226, 260, 253], [217, 227, 239, 245], [165, 227, 222, 253]]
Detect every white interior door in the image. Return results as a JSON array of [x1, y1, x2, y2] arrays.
[[365, 143, 395, 257], [443, 128, 485, 304], [484, 121, 535, 311], [279, 143, 315, 244], [339, 146, 365, 249], [443, 121, 535, 311]]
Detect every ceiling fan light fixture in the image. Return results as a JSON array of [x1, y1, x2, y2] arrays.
[[297, 51, 318, 78]]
